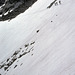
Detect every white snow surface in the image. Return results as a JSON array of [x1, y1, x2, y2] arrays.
[[0, 0, 75, 75]]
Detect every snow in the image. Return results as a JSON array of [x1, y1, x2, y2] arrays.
[[0, 0, 75, 75]]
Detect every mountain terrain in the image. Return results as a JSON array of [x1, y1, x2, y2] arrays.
[[0, 0, 75, 75]]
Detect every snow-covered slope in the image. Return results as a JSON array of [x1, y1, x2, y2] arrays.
[[0, 0, 75, 75]]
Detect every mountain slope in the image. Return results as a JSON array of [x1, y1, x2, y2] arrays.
[[0, 0, 75, 75]]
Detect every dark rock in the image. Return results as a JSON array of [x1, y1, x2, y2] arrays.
[[36, 30, 39, 33], [7, 69, 9, 71], [20, 48, 22, 49], [0, 0, 37, 21], [25, 44, 29, 47], [13, 51, 19, 56], [4, 66, 8, 70], [0, 64, 4, 69], [7, 58, 10, 62], [30, 41, 35, 45], [0, 0, 5, 6], [51, 21, 53, 22], [20, 63, 23, 66], [12, 57, 17, 62], [47, 0, 57, 8], [18, 54, 23, 58], [31, 54, 33, 56], [14, 65, 17, 68]]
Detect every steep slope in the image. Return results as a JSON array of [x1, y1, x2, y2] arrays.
[[0, 0, 75, 75]]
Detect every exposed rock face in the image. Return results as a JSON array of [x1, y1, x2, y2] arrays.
[[0, 0, 37, 21], [0, 0, 5, 6]]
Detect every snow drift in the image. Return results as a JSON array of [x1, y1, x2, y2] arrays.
[[0, 0, 75, 75]]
